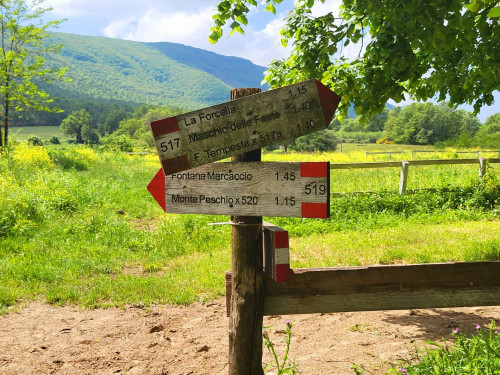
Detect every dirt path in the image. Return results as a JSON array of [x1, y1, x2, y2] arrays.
[[1, 300, 498, 374]]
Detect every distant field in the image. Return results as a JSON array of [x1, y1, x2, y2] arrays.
[[11, 126, 70, 142], [336, 142, 434, 153]]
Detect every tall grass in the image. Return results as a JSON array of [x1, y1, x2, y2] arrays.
[[0, 144, 231, 312], [386, 323, 500, 375], [0, 144, 499, 313]]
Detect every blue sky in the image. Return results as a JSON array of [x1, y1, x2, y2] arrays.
[[44, 0, 498, 122], [45, 0, 299, 66]]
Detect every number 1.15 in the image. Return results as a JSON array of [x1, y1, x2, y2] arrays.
[[288, 85, 307, 98]]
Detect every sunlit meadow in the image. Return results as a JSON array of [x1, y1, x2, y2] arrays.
[[0, 143, 499, 314]]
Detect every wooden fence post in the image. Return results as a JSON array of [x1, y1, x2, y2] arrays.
[[399, 161, 409, 195], [228, 87, 265, 375], [479, 157, 486, 178]]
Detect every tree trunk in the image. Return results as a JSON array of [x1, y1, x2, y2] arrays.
[[4, 95, 9, 147], [228, 87, 265, 375], [75, 128, 83, 144], [3, 71, 12, 147]]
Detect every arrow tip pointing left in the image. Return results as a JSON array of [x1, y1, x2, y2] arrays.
[[147, 169, 166, 211]]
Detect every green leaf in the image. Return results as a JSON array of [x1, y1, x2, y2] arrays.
[[229, 20, 240, 30], [217, 1, 231, 12], [208, 26, 223, 44], [236, 14, 248, 25], [487, 6, 500, 17], [465, 1, 480, 12], [265, 3, 276, 14], [229, 25, 245, 36]]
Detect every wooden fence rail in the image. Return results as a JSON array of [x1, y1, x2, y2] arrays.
[[365, 151, 406, 158], [330, 157, 500, 195], [411, 150, 500, 157], [365, 150, 500, 157], [226, 262, 500, 316]]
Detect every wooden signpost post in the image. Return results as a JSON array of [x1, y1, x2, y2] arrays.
[[148, 81, 341, 374], [150, 79, 340, 175]]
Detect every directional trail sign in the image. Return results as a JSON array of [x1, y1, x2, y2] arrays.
[[150, 79, 340, 175], [147, 161, 330, 218]]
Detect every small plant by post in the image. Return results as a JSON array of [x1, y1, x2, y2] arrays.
[[262, 320, 299, 374]]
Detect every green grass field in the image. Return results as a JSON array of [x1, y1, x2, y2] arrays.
[[10, 126, 70, 142], [0, 144, 499, 314]]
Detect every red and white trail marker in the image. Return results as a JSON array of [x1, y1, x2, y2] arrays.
[[147, 161, 330, 218], [150, 79, 340, 176], [263, 223, 290, 283]]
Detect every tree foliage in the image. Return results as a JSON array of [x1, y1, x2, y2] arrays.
[[60, 109, 92, 144], [475, 113, 500, 148], [294, 129, 337, 152], [384, 103, 481, 145], [101, 108, 127, 135], [211, 0, 500, 120], [81, 123, 99, 144], [101, 105, 180, 150], [0, 0, 67, 147], [340, 108, 390, 132]]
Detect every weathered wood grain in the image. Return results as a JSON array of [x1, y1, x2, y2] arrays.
[[329, 158, 500, 170], [399, 161, 409, 195], [226, 262, 500, 316], [162, 162, 330, 217], [150, 79, 340, 175], [263, 262, 500, 315], [228, 88, 265, 375]]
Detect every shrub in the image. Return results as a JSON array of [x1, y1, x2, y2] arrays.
[[337, 131, 384, 143], [101, 134, 134, 152], [27, 136, 43, 146], [48, 146, 98, 171], [49, 136, 61, 144], [376, 136, 395, 144], [11, 143, 54, 169], [293, 129, 337, 152]]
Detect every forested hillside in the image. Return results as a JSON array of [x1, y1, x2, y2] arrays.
[[13, 32, 267, 127]]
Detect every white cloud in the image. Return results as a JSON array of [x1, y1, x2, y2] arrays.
[[46, 0, 294, 66], [387, 96, 414, 107], [46, 0, 124, 16], [46, 0, 215, 18], [310, 0, 342, 17], [102, 7, 214, 44], [250, 17, 290, 64], [100, 5, 290, 66], [45, 0, 84, 16]]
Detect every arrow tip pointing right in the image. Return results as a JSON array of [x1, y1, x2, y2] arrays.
[[147, 169, 166, 212], [315, 80, 341, 125]]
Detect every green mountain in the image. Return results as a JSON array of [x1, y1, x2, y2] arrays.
[[14, 32, 268, 127], [17, 32, 395, 128], [48, 32, 267, 108]]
